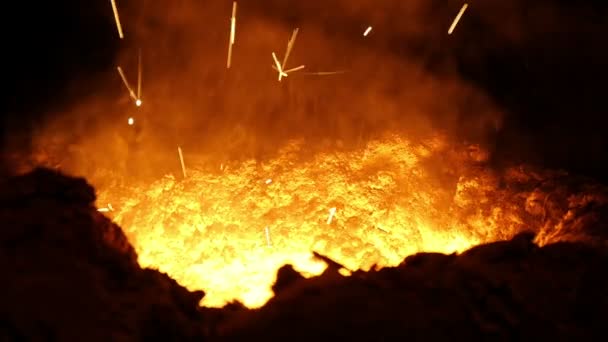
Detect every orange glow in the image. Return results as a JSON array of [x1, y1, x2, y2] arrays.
[[94, 135, 528, 308]]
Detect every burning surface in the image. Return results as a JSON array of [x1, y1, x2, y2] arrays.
[[3, 168, 608, 339], [88, 134, 527, 308]]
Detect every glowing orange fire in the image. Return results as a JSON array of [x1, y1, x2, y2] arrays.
[[94, 134, 527, 308]]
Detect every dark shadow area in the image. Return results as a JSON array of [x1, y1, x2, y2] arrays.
[[1, 0, 120, 176]]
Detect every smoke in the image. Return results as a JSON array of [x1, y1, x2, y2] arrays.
[[35, 0, 586, 179], [125, 0, 503, 143]]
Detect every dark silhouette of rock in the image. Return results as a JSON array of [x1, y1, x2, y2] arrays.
[[2, 168, 608, 341], [272, 264, 306, 295], [220, 237, 608, 340], [0, 168, 207, 341]]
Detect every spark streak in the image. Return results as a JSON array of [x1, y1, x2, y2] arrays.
[[271, 52, 288, 80], [137, 48, 142, 102], [178, 146, 187, 178], [281, 28, 299, 70], [363, 26, 373, 36], [448, 3, 468, 35], [303, 70, 348, 76], [110, 0, 124, 39], [97, 203, 114, 213], [271, 64, 305, 76], [327, 207, 337, 225], [264, 226, 272, 247], [227, 1, 237, 68], [271, 28, 301, 81], [116, 66, 137, 100], [283, 65, 306, 73]]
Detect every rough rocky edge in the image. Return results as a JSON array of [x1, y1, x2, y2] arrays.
[[1, 168, 607, 340]]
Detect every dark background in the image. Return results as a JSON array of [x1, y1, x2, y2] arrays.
[[2, 0, 607, 181]]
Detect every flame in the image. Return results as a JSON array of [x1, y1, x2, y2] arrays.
[[95, 134, 528, 308]]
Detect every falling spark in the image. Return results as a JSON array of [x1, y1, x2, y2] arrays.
[[363, 26, 373, 36], [227, 1, 237, 68], [281, 28, 299, 70], [128, 117, 135, 125], [137, 48, 142, 102], [264, 226, 272, 247], [271, 64, 305, 76], [230, 2, 237, 45], [108, 203, 114, 211], [265, 179, 272, 184], [448, 3, 468, 35], [271, 28, 300, 81], [116, 66, 137, 100], [271, 52, 288, 81], [178, 146, 187, 178], [283, 65, 306, 73], [110, 0, 124, 39], [327, 207, 337, 225], [303, 70, 348, 76]]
